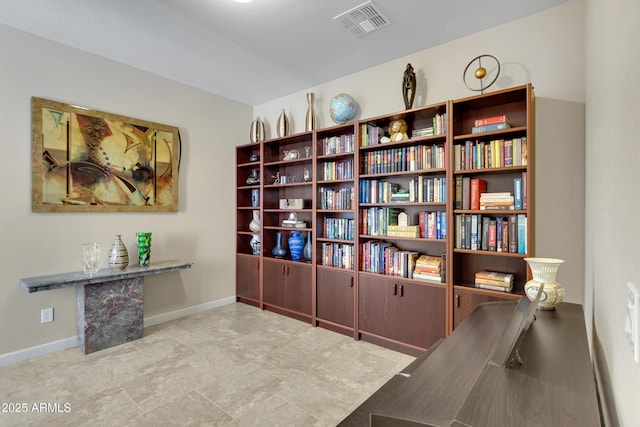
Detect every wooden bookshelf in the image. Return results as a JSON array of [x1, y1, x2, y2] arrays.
[[235, 84, 534, 354]]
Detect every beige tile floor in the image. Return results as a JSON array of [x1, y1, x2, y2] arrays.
[[0, 303, 414, 426]]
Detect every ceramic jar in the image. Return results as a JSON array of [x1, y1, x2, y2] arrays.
[[523, 257, 565, 310], [288, 231, 304, 261], [108, 235, 129, 270]]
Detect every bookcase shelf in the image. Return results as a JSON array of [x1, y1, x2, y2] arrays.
[[236, 84, 534, 354]]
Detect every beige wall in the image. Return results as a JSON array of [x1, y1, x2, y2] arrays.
[[0, 24, 251, 357], [586, 0, 640, 425]]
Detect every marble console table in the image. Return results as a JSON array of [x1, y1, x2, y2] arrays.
[[19, 260, 192, 354]]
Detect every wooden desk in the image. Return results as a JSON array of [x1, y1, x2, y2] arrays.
[[340, 302, 600, 427], [19, 260, 192, 354]]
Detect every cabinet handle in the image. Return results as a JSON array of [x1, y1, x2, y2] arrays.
[[393, 283, 397, 295], [350, 276, 354, 287], [455, 294, 460, 308], [400, 285, 404, 297], [282, 265, 286, 275], [286, 265, 290, 275]]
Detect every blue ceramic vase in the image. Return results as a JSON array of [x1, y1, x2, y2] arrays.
[[272, 232, 287, 258], [288, 231, 304, 261]]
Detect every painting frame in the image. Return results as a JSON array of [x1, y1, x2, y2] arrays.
[[31, 97, 180, 212]]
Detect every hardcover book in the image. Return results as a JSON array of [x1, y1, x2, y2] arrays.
[[474, 115, 510, 127]]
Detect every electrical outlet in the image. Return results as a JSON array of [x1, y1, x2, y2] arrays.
[[41, 307, 54, 323], [625, 282, 640, 363]]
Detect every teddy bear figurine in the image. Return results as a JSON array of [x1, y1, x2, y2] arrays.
[[389, 119, 409, 142]]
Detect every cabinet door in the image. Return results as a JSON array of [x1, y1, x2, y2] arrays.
[[358, 274, 394, 339], [285, 263, 312, 315], [317, 268, 354, 327], [453, 288, 519, 329], [263, 259, 286, 308], [393, 281, 446, 349], [236, 254, 260, 302]]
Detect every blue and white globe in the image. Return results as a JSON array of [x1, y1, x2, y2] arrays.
[[330, 93, 358, 124]]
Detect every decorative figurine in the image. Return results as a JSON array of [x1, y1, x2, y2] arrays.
[[283, 149, 300, 161], [402, 63, 416, 110], [246, 169, 260, 185], [272, 172, 280, 184], [303, 168, 311, 182], [389, 119, 409, 142]]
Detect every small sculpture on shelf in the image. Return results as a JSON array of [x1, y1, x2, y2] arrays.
[[249, 154, 259, 162], [303, 168, 311, 182], [283, 149, 299, 161], [246, 169, 260, 185], [250, 234, 260, 256], [272, 172, 280, 184], [389, 119, 409, 142], [402, 63, 416, 110]]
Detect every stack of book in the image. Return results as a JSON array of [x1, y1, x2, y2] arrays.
[[474, 270, 514, 292], [387, 225, 420, 238], [282, 218, 307, 228], [412, 255, 444, 283], [471, 115, 511, 134], [389, 189, 410, 203], [480, 192, 515, 210], [411, 127, 434, 138]]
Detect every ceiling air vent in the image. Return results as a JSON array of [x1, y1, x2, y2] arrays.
[[333, 1, 390, 37]]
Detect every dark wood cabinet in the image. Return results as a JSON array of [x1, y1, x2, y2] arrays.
[[359, 273, 446, 351], [453, 286, 520, 328], [236, 254, 260, 305], [317, 267, 354, 328], [263, 258, 312, 317]]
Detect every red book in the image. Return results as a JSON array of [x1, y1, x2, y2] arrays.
[[470, 178, 487, 210], [488, 219, 497, 251], [474, 115, 509, 127]]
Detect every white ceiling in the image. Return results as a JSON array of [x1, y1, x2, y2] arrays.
[[0, 0, 568, 106]]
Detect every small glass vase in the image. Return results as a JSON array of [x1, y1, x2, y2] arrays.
[[523, 257, 565, 310], [288, 231, 305, 261], [108, 234, 129, 270], [303, 232, 312, 261], [272, 232, 287, 258]]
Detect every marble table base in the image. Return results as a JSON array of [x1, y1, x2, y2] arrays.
[[77, 276, 144, 354]]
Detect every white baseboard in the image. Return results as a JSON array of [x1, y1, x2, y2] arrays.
[[0, 296, 237, 367], [144, 296, 236, 327], [0, 336, 79, 367]]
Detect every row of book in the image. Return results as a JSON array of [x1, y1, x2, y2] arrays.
[[360, 241, 445, 282], [361, 207, 402, 237], [360, 241, 418, 277], [454, 214, 527, 254], [320, 159, 353, 181], [320, 242, 354, 269], [360, 177, 446, 204], [475, 270, 514, 292], [455, 174, 526, 210], [360, 124, 386, 147], [321, 217, 355, 241], [320, 134, 355, 156], [318, 186, 354, 210], [361, 144, 446, 175], [360, 208, 446, 240], [454, 137, 527, 171]]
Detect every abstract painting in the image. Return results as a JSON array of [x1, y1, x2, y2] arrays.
[[31, 97, 180, 212]]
